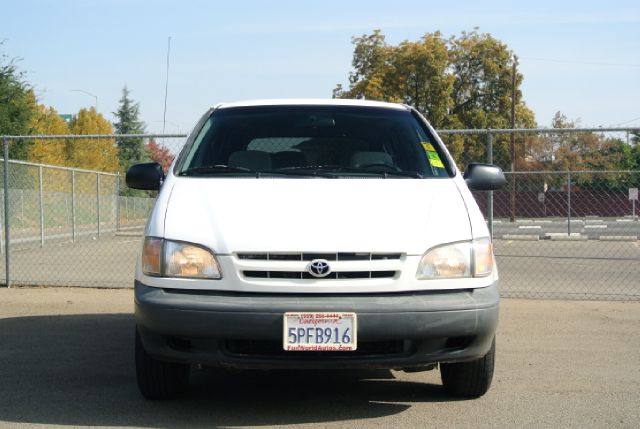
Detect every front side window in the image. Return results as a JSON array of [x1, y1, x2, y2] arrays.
[[177, 105, 450, 178]]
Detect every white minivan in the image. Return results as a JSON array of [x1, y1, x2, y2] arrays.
[[127, 99, 505, 400]]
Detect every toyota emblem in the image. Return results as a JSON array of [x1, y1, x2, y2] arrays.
[[307, 259, 331, 278]]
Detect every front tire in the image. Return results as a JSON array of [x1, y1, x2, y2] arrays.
[[135, 328, 190, 400], [440, 337, 495, 398]]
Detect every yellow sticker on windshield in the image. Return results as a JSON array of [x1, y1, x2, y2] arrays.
[[424, 147, 445, 169], [431, 159, 445, 168], [421, 142, 436, 151]]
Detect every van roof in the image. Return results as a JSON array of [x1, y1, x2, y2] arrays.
[[214, 99, 410, 111]]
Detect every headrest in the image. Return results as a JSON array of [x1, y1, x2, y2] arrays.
[[350, 151, 394, 168], [228, 150, 272, 171]]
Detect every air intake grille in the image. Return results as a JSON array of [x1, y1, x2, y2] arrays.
[[243, 270, 397, 280], [238, 252, 402, 281], [238, 252, 402, 261], [224, 339, 410, 358]]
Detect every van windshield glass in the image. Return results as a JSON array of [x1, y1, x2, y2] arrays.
[[177, 106, 450, 178]]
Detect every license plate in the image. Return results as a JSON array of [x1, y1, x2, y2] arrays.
[[283, 312, 357, 351]]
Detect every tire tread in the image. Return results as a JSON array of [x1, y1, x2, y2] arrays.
[[135, 329, 189, 400], [440, 338, 495, 398]]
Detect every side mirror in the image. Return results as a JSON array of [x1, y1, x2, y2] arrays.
[[463, 163, 506, 191], [126, 162, 164, 191]]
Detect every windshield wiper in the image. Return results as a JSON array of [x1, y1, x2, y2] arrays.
[[180, 164, 423, 179], [267, 167, 334, 178], [372, 169, 424, 179], [179, 165, 260, 177], [279, 165, 423, 178]]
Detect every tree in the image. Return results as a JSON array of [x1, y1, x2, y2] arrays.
[[27, 104, 69, 165], [113, 86, 147, 170], [68, 107, 119, 172], [549, 112, 608, 172], [334, 29, 536, 167], [334, 30, 454, 122], [447, 31, 536, 167], [146, 139, 174, 172], [534, 112, 636, 188], [388, 34, 454, 127], [632, 132, 640, 171], [0, 44, 37, 159], [333, 30, 390, 101]]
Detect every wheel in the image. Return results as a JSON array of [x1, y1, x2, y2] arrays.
[[135, 328, 190, 400], [440, 337, 495, 398]]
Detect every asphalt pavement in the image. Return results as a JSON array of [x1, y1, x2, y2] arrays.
[[493, 217, 640, 240], [0, 288, 638, 428], [494, 239, 640, 299]]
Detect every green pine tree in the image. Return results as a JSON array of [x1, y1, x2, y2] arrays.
[[113, 86, 147, 170]]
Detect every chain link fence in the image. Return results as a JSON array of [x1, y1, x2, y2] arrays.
[[439, 128, 640, 300], [0, 130, 638, 300], [490, 170, 639, 300], [0, 135, 185, 287]]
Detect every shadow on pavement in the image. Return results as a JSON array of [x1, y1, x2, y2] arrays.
[[0, 313, 456, 428]]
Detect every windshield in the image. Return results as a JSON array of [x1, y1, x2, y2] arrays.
[[176, 105, 450, 178]]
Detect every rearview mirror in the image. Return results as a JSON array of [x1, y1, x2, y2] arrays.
[[463, 163, 506, 191], [126, 162, 164, 191]]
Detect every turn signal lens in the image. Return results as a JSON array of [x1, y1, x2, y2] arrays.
[[473, 238, 494, 277], [142, 237, 162, 275]]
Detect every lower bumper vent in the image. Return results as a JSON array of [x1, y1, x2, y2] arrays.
[[224, 339, 411, 358]]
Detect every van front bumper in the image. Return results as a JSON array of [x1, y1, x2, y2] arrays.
[[135, 281, 499, 370]]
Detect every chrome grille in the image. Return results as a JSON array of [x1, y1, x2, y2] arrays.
[[237, 252, 402, 261], [242, 270, 397, 280], [237, 252, 403, 281]]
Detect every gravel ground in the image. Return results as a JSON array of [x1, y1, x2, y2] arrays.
[[0, 287, 639, 428]]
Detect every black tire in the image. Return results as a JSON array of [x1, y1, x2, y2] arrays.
[[440, 337, 495, 398], [135, 328, 190, 400]]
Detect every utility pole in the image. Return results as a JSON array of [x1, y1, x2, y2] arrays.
[[509, 55, 518, 222], [162, 36, 172, 136]]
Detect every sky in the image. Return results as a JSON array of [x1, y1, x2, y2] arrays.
[[2, 0, 639, 135]]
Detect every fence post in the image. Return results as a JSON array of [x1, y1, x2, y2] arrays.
[[96, 173, 101, 238], [509, 132, 516, 223], [3, 137, 11, 288], [71, 171, 76, 243], [0, 182, 3, 255], [486, 131, 494, 239], [20, 190, 24, 222], [115, 172, 120, 233], [567, 171, 572, 236], [39, 166, 44, 247]]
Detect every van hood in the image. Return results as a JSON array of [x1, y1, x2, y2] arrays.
[[162, 178, 472, 255]]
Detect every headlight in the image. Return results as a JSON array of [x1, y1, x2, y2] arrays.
[[165, 241, 221, 279], [142, 237, 222, 279], [416, 238, 493, 279]]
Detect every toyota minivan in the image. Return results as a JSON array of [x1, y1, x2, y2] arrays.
[[127, 99, 505, 400]]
